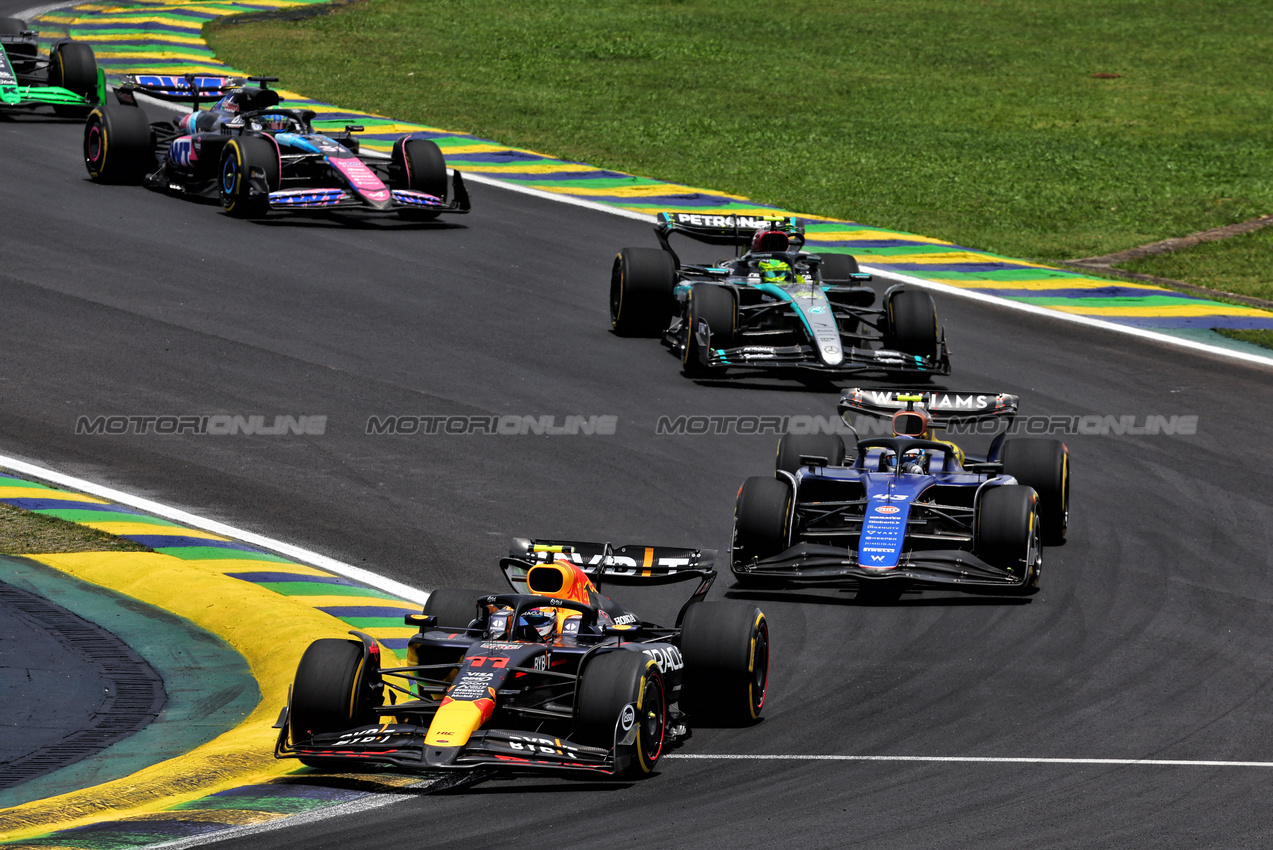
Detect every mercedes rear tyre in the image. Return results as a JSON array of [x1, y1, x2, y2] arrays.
[[288, 638, 382, 766], [220, 135, 279, 219], [678, 602, 768, 725], [884, 288, 939, 360], [83, 105, 153, 184], [610, 247, 676, 336], [575, 651, 667, 777], [976, 484, 1041, 592], [775, 432, 846, 475], [682, 284, 736, 376], [998, 438, 1069, 544]]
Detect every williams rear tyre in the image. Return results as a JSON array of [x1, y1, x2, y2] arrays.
[[610, 247, 676, 336], [391, 137, 447, 220], [682, 284, 736, 376], [678, 602, 768, 725], [731, 476, 793, 585], [49, 41, 97, 100], [575, 651, 667, 777], [884, 288, 939, 360], [421, 588, 493, 631], [220, 135, 279, 219], [775, 432, 846, 476], [288, 638, 382, 767], [999, 438, 1069, 545], [976, 484, 1041, 592], [83, 105, 153, 184]]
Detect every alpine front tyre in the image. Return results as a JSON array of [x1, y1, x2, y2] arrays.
[[391, 137, 447, 220], [220, 135, 279, 219]]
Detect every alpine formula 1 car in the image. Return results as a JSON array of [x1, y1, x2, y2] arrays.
[[609, 212, 950, 378], [83, 75, 469, 220], [1, 19, 102, 115], [731, 389, 1070, 598], [275, 539, 769, 778]]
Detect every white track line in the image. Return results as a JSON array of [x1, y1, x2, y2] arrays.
[[669, 754, 1273, 767], [864, 265, 1273, 371], [0, 453, 431, 605], [146, 779, 437, 850]]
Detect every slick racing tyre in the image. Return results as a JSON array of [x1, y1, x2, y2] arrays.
[[84, 105, 153, 184], [732, 476, 792, 585], [288, 638, 382, 767], [49, 41, 97, 100], [421, 588, 494, 631], [610, 247, 676, 336], [998, 438, 1069, 545], [678, 602, 768, 725], [884, 288, 939, 360], [391, 137, 447, 220], [0, 17, 25, 33], [220, 135, 279, 218], [575, 651, 666, 777], [682, 284, 736, 376], [975, 484, 1041, 592], [775, 432, 847, 476]]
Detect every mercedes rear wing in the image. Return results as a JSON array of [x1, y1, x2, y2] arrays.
[[653, 211, 806, 262]]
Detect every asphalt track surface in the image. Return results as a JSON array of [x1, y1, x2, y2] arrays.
[[3, 65, 1273, 849]]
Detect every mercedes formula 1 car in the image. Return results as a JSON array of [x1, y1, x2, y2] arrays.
[[1, 19, 102, 115], [731, 389, 1069, 598], [609, 212, 950, 378], [83, 75, 469, 220], [275, 539, 769, 779]]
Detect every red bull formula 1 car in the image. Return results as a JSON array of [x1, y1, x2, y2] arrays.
[[732, 389, 1069, 599], [609, 213, 950, 378], [275, 539, 769, 779], [83, 75, 468, 220]]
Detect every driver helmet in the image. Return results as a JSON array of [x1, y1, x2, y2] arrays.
[[251, 113, 292, 132], [880, 447, 929, 474], [518, 608, 558, 641], [758, 258, 793, 283]]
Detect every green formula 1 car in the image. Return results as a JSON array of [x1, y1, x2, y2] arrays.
[[1, 18, 103, 116]]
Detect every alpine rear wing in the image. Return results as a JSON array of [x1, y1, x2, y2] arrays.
[[503, 537, 716, 586], [113, 73, 244, 109], [838, 387, 1019, 430]]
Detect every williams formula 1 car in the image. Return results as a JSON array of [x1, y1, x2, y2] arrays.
[[732, 389, 1069, 598], [276, 539, 769, 778], [610, 213, 951, 378], [1, 19, 102, 115], [83, 75, 469, 220]]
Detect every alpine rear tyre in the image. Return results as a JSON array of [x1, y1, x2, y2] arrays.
[[83, 105, 153, 184]]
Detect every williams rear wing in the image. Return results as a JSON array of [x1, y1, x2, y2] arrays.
[[838, 388, 1019, 430], [504, 537, 715, 586]]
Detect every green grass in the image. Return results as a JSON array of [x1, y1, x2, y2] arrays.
[[1116, 225, 1273, 302], [206, 0, 1273, 262], [0, 502, 150, 554], [1217, 328, 1273, 349]]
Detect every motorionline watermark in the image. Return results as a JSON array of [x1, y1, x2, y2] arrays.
[[655, 413, 1199, 437], [365, 415, 618, 436], [76, 414, 328, 436]]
